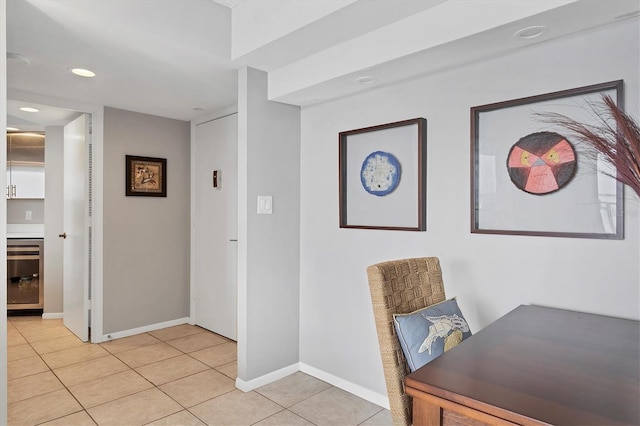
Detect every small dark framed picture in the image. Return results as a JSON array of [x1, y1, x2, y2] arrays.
[[125, 155, 167, 197]]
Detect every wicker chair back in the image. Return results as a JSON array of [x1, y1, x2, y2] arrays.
[[367, 257, 446, 426]]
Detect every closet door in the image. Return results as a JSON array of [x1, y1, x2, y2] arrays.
[[193, 114, 237, 340]]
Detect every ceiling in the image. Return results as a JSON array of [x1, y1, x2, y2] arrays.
[[6, 0, 639, 131]]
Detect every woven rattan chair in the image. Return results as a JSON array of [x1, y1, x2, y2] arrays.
[[367, 257, 446, 426]]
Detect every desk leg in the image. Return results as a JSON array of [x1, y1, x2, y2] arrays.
[[413, 398, 442, 426]]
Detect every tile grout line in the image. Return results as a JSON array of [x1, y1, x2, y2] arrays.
[[250, 382, 330, 426], [149, 331, 241, 424], [72, 329, 237, 424], [140, 328, 293, 426], [6, 320, 236, 425], [8, 320, 384, 426], [133, 332, 236, 422], [13, 320, 252, 425], [7, 318, 94, 425]]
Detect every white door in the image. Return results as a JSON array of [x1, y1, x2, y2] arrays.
[[194, 114, 238, 340], [62, 114, 90, 341]]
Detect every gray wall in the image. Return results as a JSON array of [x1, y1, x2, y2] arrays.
[[43, 125, 64, 314], [299, 18, 640, 402], [237, 67, 301, 381], [103, 107, 191, 334]]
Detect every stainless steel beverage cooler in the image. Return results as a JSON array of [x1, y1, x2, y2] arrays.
[[7, 239, 44, 311]]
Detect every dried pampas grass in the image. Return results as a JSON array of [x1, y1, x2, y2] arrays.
[[540, 95, 640, 198]]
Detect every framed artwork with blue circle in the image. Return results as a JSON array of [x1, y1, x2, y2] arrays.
[[339, 117, 427, 231]]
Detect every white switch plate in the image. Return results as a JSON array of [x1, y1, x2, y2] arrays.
[[257, 196, 273, 214], [25, 210, 32, 220]]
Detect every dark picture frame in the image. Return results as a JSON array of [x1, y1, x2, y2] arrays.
[[339, 118, 427, 231], [470, 80, 624, 239], [125, 155, 167, 197]]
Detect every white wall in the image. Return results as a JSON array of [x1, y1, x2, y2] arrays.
[[237, 67, 301, 384], [43, 125, 63, 314], [102, 107, 191, 334], [299, 18, 640, 403], [7, 199, 44, 224], [0, 0, 8, 421]]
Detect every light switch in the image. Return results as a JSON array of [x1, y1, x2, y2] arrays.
[[25, 210, 32, 221], [257, 196, 273, 214]]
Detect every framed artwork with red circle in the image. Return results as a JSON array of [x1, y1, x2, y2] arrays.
[[470, 80, 624, 239]]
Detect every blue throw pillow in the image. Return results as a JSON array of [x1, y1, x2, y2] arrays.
[[393, 298, 472, 372]]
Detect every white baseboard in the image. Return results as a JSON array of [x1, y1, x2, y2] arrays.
[[42, 313, 63, 319], [299, 363, 390, 409], [236, 363, 300, 392], [101, 317, 190, 342], [233, 361, 389, 410]]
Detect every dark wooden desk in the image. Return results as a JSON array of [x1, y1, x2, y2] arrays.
[[405, 305, 640, 425]]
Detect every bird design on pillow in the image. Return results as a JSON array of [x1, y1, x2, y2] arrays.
[[418, 314, 470, 355]]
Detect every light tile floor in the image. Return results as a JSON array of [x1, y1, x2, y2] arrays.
[[7, 316, 392, 426]]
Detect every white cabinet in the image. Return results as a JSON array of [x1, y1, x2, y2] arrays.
[[6, 133, 45, 199]]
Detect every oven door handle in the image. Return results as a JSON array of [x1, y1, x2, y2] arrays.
[[7, 246, 40, 252], [7, 255, 40, 260]]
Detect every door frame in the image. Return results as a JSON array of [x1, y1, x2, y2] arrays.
[[1, 6, 8, 422], [7, 89, 104, 343], [189, 106, 237, 325]]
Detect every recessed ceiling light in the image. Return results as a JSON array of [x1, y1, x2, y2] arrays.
[[20, 107, 40, 113], [514, 25, 546, 40], [6, 127, 20, 132], [355, 76, 376, 84], [70, 68, 96, 78]]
